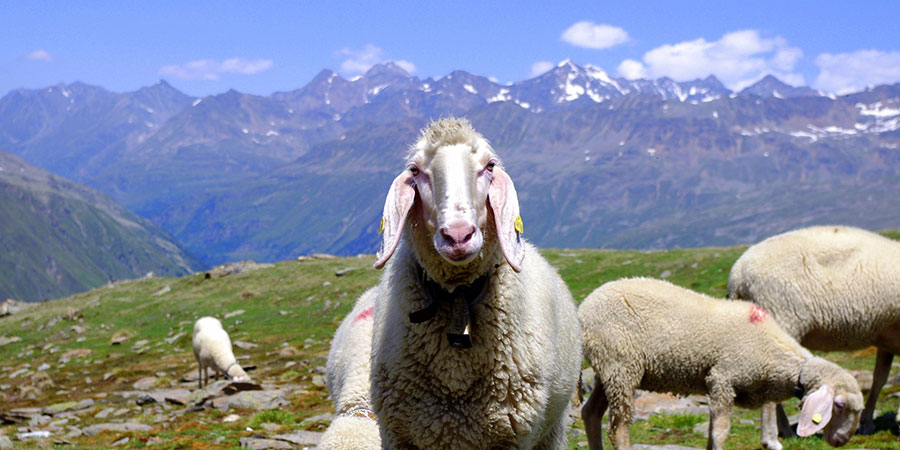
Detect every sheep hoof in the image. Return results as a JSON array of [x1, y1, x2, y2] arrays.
[[761, 440, 783, 450]]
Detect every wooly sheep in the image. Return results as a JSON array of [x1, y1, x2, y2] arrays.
[[368, 117, 581, 449], [728, 225, 900, 435], [192, 316, 251, 388], [319, 288, 380, 449], [579, 277, 863, 450]]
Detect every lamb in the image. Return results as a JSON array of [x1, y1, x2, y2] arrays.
[[319, 288, 380, 449], [368, 117, 581, 449], [579, 277, 863, 450], [192, 316, 251, 388], [728, 225, 900, 436]]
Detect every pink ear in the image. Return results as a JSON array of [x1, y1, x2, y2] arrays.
[[797, 385, 834, 437], [488, 166, 525, 272], [374, 172, 415, 269]]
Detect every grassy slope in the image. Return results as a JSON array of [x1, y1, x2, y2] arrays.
[[1, 243, 898, 449]]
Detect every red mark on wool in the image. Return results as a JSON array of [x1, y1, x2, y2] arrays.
[[353, 306, 374, 324], [749, 304, 767, 323]]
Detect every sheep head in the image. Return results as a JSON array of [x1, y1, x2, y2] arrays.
[[797, 360, 863, 447], [374, 118, 524, 273]]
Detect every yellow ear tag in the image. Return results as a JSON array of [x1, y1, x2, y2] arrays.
[[812, 413, 822, 424], [379, 217, 385, 235], [514, 215, 524, 234]]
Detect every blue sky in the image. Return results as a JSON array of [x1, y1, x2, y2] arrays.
[[3, 0, 899, 97]]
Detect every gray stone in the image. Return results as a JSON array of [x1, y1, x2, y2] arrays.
[[693, 421, 708, 434], [234, 340, 258, 349], [273, 430, 323, 446], [0, 436, 12, 449], [0, 336, 22, 347], [133, 376, 157, 390], [82, 422, 152, 436], [94, 408, 115, 419], [212, 390, 288, 411], [239, 437, 292, 449], [136, 394, 156, 405], [111, 436, 129, 446]]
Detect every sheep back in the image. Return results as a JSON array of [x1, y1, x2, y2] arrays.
[[728, 225, 900, 348], [371, 242, 581, 449]]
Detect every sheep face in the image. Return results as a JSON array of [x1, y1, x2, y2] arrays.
[[797, 384, 862, 447], [375, 119, 525, 272]]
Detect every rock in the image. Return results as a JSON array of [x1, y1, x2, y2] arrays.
[[335, 267, 356, 276], [70, 325, 86, 334], [1, 298, 27, 317], [43, 401, 79, 415], [278, 346, 299, 357], [111, 437, 129, 446], [136, 394, 156, 406], [272, 430, 323, 446], [164, 332, 185, 345], [693, 421, 708, 434], [225, 309, 245, 319], [0, 435, 12, 449], [239, 437, 292, 449], [0, 336, 22, 346], [311, 375, 326, 387], [58, 348, 92, 362], [205, 261, 274, 279], [153, 285, 171, 296], [234, 341, 258, 349], [81, 422, 152, 437], [133, 376, 157, 390], [94, 408, 115, 419], [133, 339, 149, 348], [31, 372, 55, 389], [222, 414, 241, 423], [300, 413, 334, 425], [260, 423, 281, 431], [211, 390, 289, 411], [110, 332, 130, 345], [16, 430, 51, 440], [851, 369, 874, 391]]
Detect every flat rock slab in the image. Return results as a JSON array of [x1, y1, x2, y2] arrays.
[[273, 430, 323, 446], [0, 336, 22, 346], [634, 391, 708, 418], [239, 437, 292, 449], [133, 376, 158, 390], [212, 390, 288, 411], [633, 446, 703, 450], [0, 435, 12, 449], [82, 422, 152, 437]]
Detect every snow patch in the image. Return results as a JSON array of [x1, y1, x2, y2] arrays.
[[242, 128, 249, 134], [192, 98, 203, 107], [858, 102, 900, 117], [712, 111, 719, 119], [369, 84, 389, 96], [464, 84, 477, 94], [266, 130, 279, 136], [141, 105, 155, 114], [647, 148, 657, 156], [487, 88, 511, 103]]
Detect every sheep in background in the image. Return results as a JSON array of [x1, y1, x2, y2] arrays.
[[368, 118, 581, 449], [728, 225, 900, 436], [192, 316, 251, 388], [319, 288, 380, 449], [579, 277, 863, 450]]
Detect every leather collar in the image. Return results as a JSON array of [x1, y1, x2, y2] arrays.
[[408, 264, 490, 349]]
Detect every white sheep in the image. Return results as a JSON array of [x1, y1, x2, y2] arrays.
[[728, 225, 900, 436], [368, 117, 581, 449], [192, 316, 251, 388], [319, 288, 380, 449], [579, 277, 863, 450]]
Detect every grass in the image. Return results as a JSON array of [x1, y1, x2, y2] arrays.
[[2, 243, 900, 449]]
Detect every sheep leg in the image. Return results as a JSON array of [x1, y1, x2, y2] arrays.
[[197, 363, 203, 389], [606, 385, 633, 450], [775, 403, 794, 438], [760, 402, 783, 450], [706, 376, 734, 450], [859, 348, 893, 434], [582, 377, 608, 450]]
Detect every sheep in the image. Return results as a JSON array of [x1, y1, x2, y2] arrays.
[[192, 316, 251, 388], [319, 288, 380, 449], [579, 277, 863, 450], [368, 117, 581, 449], [728, 225, 900, 436]]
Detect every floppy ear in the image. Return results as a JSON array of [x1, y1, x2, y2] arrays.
[[374, 172, 415, 269], [797, 385, 834, 437], [488, 166, 525, 272]]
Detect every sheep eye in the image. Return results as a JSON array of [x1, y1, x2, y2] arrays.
[[409, 166, 420, 176], [834, 400, 846, 411], [485, 161, 496, 172]]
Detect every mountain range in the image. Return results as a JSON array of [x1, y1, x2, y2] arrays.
[[0, 149, 200, 301], [1, 60, 899, 268]]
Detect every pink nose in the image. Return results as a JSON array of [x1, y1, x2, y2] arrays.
[[440, 221, 476, 246]]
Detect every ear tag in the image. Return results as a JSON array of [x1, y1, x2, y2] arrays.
[[379, 217, 385, 235], [812, 413, 822, 424], [514, 215, 524, 234]]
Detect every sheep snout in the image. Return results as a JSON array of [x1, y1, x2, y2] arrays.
[[433, 220, 483, 263]]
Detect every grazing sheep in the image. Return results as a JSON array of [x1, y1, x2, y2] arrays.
[[728, 225, 900, 436], [368, 118, 581, 449], [192, 316, 250, 388], [579, 277, 863, 450], [320, 288, 380, 449]]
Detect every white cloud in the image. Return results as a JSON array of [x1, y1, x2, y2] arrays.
[[626, 30, 804, 90], [337, 44, 415, 75], [159, 57, 273, 81], [23, 49, 53, 62], [814, 50, 900, 94], [530, 61, 554, 77], [561, 22, 629, 50], [616, 59, 647, 80]]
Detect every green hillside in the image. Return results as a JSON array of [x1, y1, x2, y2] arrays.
[[0, 150, 201, 302], [1, 245, 898, 449]]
